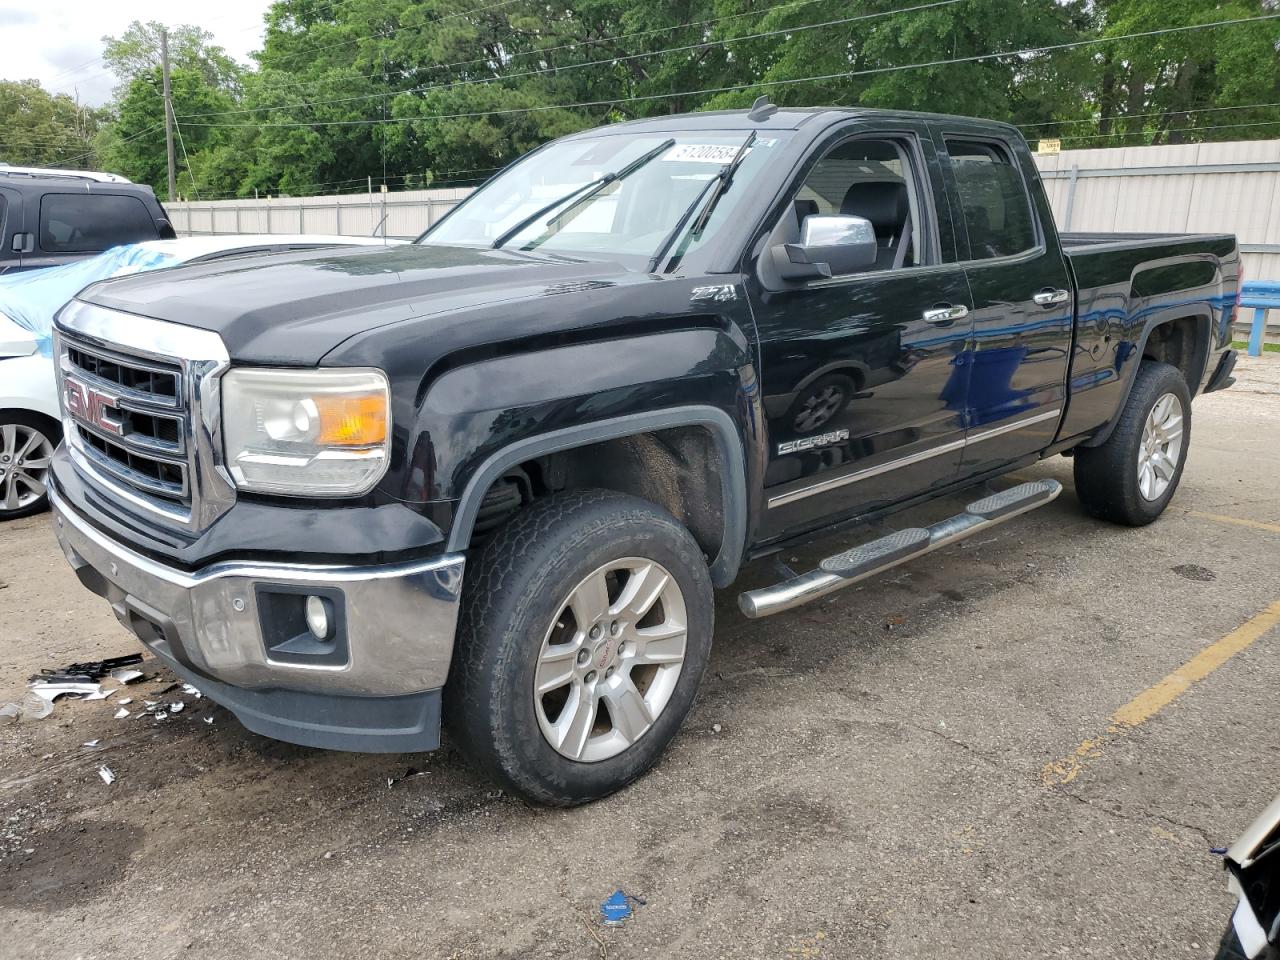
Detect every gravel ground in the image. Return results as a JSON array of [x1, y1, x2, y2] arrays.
[[1, 356, 1278, 960]]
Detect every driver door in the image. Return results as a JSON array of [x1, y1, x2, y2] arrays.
[[744, 123, 976, 543]]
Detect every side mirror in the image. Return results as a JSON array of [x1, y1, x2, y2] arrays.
[[771, 214, 877, 281]]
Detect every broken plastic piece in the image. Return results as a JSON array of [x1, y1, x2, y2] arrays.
[[386, 767, 426, 788], [33, 654, 143, 684], [181, 684, 202, 698], [117, 697, 132, 705], [82, 740, 99, 748], [30, 680, 100, 702], [108, 667, 145, 685], [0, 691, 55, 722], [203, 716, 214, 725], [98, 765, 115, 785], [114, 707, 130, 720], [169, 702, 185, 714]]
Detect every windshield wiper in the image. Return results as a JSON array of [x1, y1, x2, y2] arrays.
[[646, 131, 757, 274], [491, 138, 675, 250]]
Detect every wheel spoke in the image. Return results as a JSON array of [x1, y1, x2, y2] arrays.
[[535, 645, 577, 694], [1138, 463, 1153, 499], [1, 476, 19, 511], [13, 471, 45, 496], [634, 623, 687, 665], [602, 678, 651, 743], [553, 683, 597, 760], [19, 455, 50, 471], [568, 569, 611, 627], [0, 424, 15, 460], [613, 562, 669, 621], [1152, 453, 1176, 481]]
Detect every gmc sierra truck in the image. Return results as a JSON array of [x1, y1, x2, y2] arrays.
[[46, 102, 1240, 806]]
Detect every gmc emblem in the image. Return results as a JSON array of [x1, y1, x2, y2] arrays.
[[64, 376, 123, 436]]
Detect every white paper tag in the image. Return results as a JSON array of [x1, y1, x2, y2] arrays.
[[663, 144, 747, 164]]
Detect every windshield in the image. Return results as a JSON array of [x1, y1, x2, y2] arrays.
[[419, 131, 790, 268]]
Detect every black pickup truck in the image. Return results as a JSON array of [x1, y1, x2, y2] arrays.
[[47, 103, 1240, 805]]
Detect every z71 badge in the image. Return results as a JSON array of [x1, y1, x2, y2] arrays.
[[777, 429, 849, 455]]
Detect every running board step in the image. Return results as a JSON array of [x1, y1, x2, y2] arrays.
[[738, 479, 1062, 619]]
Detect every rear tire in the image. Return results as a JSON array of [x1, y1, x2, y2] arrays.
[[0, 412, 59, 521], [1073, 361, 1191, 526], [445, 489, 714, 806]]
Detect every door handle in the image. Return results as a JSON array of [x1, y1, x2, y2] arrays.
[[922, 303, 969, 324], [1033, 288, 1070, 307]]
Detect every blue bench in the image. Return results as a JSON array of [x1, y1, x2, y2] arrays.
[[1242, 281, 1280, 357]]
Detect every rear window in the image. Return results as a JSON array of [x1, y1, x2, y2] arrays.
[[946, 139, 1037, 260], [39, 193, 158, 253]]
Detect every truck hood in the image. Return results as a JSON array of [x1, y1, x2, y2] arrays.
[[74, 243, 633, 365]]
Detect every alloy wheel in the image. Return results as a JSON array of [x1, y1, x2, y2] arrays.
[[533, 557, 688, 763]]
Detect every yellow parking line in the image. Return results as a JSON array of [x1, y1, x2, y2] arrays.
[[1188, 510, 1280, 535], [1042, 599, 1280, 785]]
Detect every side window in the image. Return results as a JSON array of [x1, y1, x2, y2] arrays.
[[945, 139, 1037, 260], [39, 194, 159, 253], [789, 137, 924, 273]]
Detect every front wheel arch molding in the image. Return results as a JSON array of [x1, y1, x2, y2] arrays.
[[445, 405, 748, 587]]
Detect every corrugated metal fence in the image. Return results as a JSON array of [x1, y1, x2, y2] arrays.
[[169, 139, 1280, 329]]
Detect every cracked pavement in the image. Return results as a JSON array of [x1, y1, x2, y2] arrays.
[[1, 356, 1278, 959]]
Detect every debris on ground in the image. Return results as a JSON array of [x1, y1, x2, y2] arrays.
[[203, 716, 214, 725], [0, 691, 53, 722], [181, 684, 202, 698], [30, 680, 102, 702], [82, 740, 99, 748], [107, 667, 145, 685], [599, 889, 645, 926], [386, 767, 426, 788], [114, 707, 130, 720], [98, 766, 115, 785], [169, 702, 185, 714], [31, 654, 143, 685]]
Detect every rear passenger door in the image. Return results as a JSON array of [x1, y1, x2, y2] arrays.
[[930, 127, 1073, 473], [745, 121, 975, 542], [0, 187, 24, 274], [25, 192, 162, 270]]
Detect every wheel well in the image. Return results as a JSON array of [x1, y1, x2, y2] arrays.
[[1141, 316, 1208, 388], [0, 408, 62, 440], [471, 425, 726, 563]]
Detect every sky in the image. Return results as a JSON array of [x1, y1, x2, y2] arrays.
[[0, 0, 272, 106]]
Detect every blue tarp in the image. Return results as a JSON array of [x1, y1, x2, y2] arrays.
[[0, 245, 179, 356]]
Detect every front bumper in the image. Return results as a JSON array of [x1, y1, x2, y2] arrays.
[[49, 482, 466, 752]]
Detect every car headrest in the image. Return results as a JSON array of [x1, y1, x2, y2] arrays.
[[840, 181, 908, 236]]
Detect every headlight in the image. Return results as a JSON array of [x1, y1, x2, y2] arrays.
[[221, 367, 390, 496]]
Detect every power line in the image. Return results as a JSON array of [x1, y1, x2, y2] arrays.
[[177, 0, 964, 121], [1055, 118, 1280, 143], [183, 12, 1280, 130], [1019, 100, 1280, 128], [43, 123, 164, 168]]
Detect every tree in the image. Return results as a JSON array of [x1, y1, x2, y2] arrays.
[[0, 80, 104, 168], [102, 21, 242, 95]]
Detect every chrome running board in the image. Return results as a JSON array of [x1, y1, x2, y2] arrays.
[[738, 479, 1063, 619]]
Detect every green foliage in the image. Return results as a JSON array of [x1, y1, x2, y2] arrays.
[[0, 80, 104, 167], [83, 0, 1280, 197]]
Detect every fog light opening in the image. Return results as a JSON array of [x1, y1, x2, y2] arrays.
[[305, 595, 333, 640]]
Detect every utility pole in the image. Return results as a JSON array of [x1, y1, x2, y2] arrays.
[[160, 28, 177, 203]]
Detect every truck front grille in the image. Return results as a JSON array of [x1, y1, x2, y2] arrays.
[[60, 338, 191, 506]]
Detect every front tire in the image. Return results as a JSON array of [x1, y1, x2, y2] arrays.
[[0, 413, 59, 521], [445, 490, 714, 806], [1073, 361, 1191, 526]]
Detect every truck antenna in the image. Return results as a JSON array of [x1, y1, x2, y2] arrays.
[[747, 95, 778, 122]]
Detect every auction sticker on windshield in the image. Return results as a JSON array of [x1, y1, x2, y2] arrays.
[[664, 141, 775, 163]]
